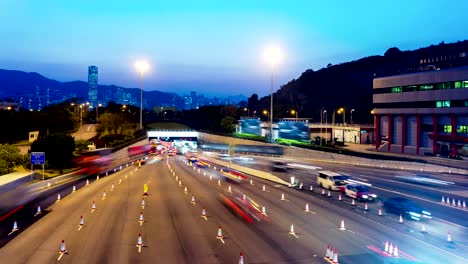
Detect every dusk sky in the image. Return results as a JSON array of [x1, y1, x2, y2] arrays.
[[1, 0, 467, 97]]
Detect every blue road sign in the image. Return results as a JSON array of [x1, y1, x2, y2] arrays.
[[31, 152, 45, 165]]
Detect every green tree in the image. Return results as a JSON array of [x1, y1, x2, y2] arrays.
[[220, 116, 236, 133], [31, 133, 75, 169], [0, 144, 23, 174]]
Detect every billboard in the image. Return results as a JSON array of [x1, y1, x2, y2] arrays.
[[278, 121, 310, 141], [240, 118, 261, 135]]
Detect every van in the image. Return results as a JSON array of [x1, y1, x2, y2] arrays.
[[317, 171, 350, 190]]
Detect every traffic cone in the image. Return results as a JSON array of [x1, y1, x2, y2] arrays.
[[289, 224, 295, 235], [327, 191, 331, 197], [352, 199, 355, 206], [452, 198, 456, 207], [60, 240, 67, 253], [242, 194, 246, 200], [329, 248, 334, 261], [35, 205, 42, 216], [250, 179, 253, 185], [111, 184, 114, 191], [310, 186, 313, 191], [326, 245, 331, 259], [447, 232, 452, 242], [141, 199, 145, 209], [217, 226, 223, 239], [262, 205, 267, 216], [139, 212, 144, 225], [201, 208, 207, 219], [262, 185, 266, 192], [72, 185, 76, 192], [57, 194, 61, 202], [333, 250, 338, 263], [102, 191, 106, 199], [136, 233, 143, 247], [364, 203, 368, 211], [228, 185, 232, 193], [97, 175, 100, 180], [191, 195, 196, 205], [305, 203, 310, 212], [281, 193, 285, 201], [441, 196, 445, 204], [209, 175, 212, 181], [119, 178, 122, 184], [239, 252, 244, 264], [321, 189, 325, 195], [458, 200, 462, 207], [463, 201, 466, 209], [393, 245, 399, 257], [339, 219, 346, 230], [389, 243, 394, 255], [421, 223, 426, 233], [299, 182, 303, 189], [378, 208, 383, 216], [91, 201, 96, 211], [184, 186, 188, 193], [179, 180, 182, 187], [338, 194, 342, 201], [176, 175, 178, 181], [384, 241, 389, 252], [12, 221, 18, 231], [399, 214, 404, 223], [217, 180, 221, 186]]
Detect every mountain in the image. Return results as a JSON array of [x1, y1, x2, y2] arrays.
[[0, 69, 178, 108], [255, 40, 468, 124]]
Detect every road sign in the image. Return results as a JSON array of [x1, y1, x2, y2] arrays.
[[31, 152, 45, 165]]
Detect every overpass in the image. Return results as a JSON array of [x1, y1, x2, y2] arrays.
[[147, 130, 199, 153]]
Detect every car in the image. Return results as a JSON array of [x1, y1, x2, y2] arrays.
[[383, 197, 432, 221], [317, 171, 350, 190], [340, 184, 377, 201], [272, 161, 289, 172]]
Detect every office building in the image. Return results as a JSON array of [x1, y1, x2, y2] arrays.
[[88, 66, 98, 107], [373, 67, 468, 157]]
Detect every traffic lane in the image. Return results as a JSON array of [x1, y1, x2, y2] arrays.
[[0, 165, 136, 263], [236, 176, 466, 264], [201, 156, 468, 263], [171, 156, 325, 263], [140, 160, 222, 263]]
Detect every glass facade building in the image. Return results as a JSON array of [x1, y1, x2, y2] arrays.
[[88, 66, 98, 107]]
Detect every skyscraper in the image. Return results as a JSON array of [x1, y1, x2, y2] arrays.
[[88, 66, 98, 107]]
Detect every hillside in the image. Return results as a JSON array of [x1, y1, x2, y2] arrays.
[[257, 40, 468, 123]]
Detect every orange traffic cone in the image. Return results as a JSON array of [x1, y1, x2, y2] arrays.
[[305, 203, 310, 212], [201, 208, 207, 219], [441, 196, 445, 204], [136, 233, 143, 252], [289, 224, 296, 235], [139, 212, 144, 225], [191, 195, 196, 205], [393, 245, 399, 257], [217, 226, 223, 239], [333, 250, 338, 263], [239, 252, 244, 264], [60, 240, 68, 253]]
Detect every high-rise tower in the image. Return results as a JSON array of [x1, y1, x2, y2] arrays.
[[88, 66, 98, 106]]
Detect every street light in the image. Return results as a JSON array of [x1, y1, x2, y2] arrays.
[[290, 109, 298, 119], [323, 110, 328, 144], [96, 103, 102, 123], [243, 107, 249, 117], [350, 109, 355, 124], [79, 104, 83, 130], [134, 60, 150, 130], [337, 107, 346, 125], [264, 46, 282, 142]]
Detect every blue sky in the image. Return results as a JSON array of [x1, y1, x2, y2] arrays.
[[1, 0, 467, 97]]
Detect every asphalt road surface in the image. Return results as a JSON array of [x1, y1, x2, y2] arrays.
[[0, 154, 467, 263]]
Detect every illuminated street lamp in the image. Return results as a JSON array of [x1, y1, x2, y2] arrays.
[[337, 107, 346, 125], [96, 103, 103, 123], [290, 109, 298, 119], [263, 45, 283, 142], [134, 60, 150, 130], [243, 107, 249, 117], [350, 109, 355, 124]]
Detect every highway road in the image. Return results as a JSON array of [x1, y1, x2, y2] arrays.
[[0, 153, 467, 263]]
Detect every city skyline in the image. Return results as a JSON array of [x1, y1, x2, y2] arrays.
[[1, 1, 468, 97]]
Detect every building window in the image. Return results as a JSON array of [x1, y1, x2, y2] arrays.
[[443, 125, 452, 133], [419, 84, 433, 91], [436, 100, 450, 108], [391, 87, 403, 93], [457, 125, 468, 134], [404, 85, 418, 92], [455, 81, 462, 88], [464, 81, 468, 88], [436, 82, 451, 89]]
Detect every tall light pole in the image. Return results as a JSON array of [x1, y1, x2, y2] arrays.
[[96, 103, 102, 123], [264, 46, 282, 143], [291, 109, 298, 119], [79, 104, 83, 130], [351, 109, 355, 124], [324, 110, 328, 144], [135, 60, 150, 130]]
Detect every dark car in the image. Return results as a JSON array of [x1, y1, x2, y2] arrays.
[[383, 197, 431, 221], [272, 161, 289, 172]]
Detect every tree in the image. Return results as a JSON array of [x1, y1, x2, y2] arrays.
[[247, 94, 260, 111], [31, 133, 75, 169], [220, 116, 236, 133], [0, 144, 23, 174]]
